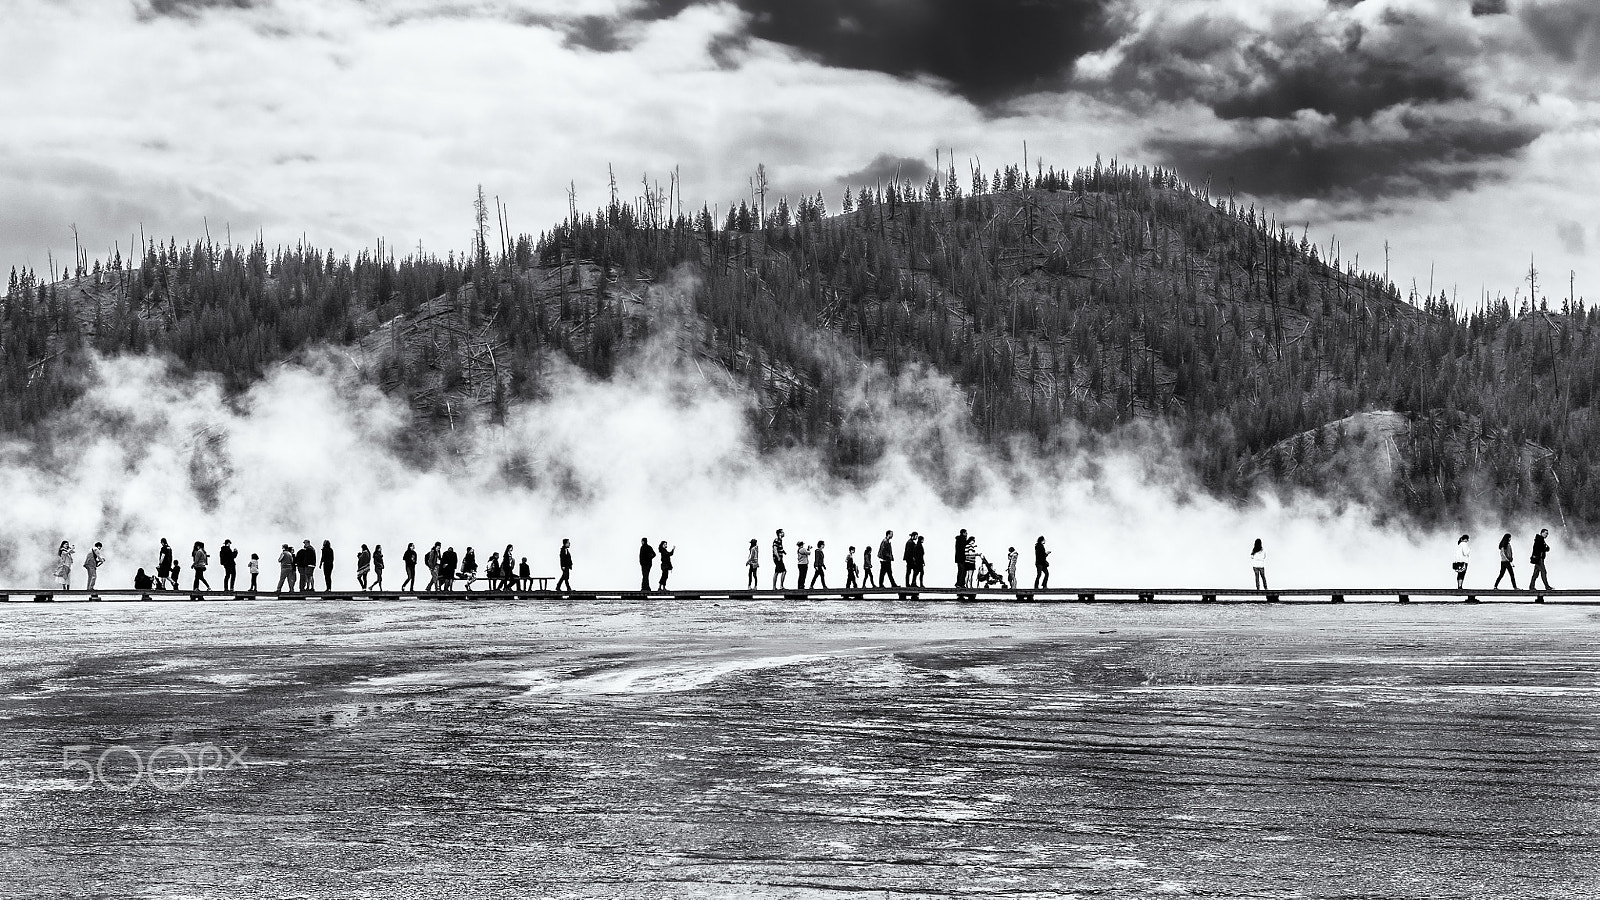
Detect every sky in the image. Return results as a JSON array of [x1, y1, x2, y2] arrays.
[[3, 0, 1599, 305]]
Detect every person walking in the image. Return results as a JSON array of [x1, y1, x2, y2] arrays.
[[402, 543, 418, 591], [657, 541, 675, 591], [1251, 539, 1268, 590], [54, 541, 75, 590], [296, 540, 316, 591], [276, 544, 296, 591], [796, 541, 811, 589], [1531, 529, 1553, 590], [903, 532, 918, 587], [424, 542, 442, 591], [557, 539, 573, 591], [639, 538, 656, 592], [320, 540, 335, 591], [914, 534, 927, 587], [84, 541, 105, 592], [372, 545, 385, 590], [191, 541, 211, 591], [1494, 533, 1518, 590], [862, 543, 876, 588], [460, 547, 477, 590], [1034, 536, 1051, 589], [1454, 534, 1471, 589], [247, 553, 260, 592], [746, 539, 760, 588], [439, 546, 458, 591], [772, 529, 787, 589], [357, 544, 373, 589], [219, 540, 238, 592], [878, 531, 897, 588], [954, 529, 969, 588], [157, 538, 174, 590], [846, 546, 859, 589], [1006, 546, 1018, 589], [811, 540, 828, 589]]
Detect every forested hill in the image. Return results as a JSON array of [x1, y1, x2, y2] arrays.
[[5, 160, 1598, 529]]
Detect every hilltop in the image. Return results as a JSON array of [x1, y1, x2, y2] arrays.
[[5, 159, 1597, 528]]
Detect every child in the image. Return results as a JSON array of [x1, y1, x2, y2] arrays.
[[247, 553, 260, 592], [519, 557, 531, 591]]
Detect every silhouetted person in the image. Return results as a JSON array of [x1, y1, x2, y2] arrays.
[[357, 544, 373, 589], [295, 540, 316, 591], [862, 543, 876, 588], [1531, 529, 1553, 590], [134, 568, 154, 591], [219, 539, 238, 592], [914, 534, 926, 587], [402, 543, 418, 590], [1006, 546, 1018, 589], [658, 541, 675, 590], [772, 529, 787, 589], [1251, 538, 1267, 590], [811, 540, 828, 589], [845, 546, 859, 589], [519, 557, 531, 590], [171, 558, 182, 591], [247, 553, 260, 592], [954, 529, 969, 587], [320, 540, 335, 591], [1033, 536, 1050, 589], [1454, 534, 1470, 589], [158, 538, 173, 590], [84, 541, 105, 592], [440, 546, 459, 591], [557, 539, 573, 591], [746, 538, 759, 588], [878, 531, 897, 588], [1494, 533, 1518, 590], [425, 542, 442, 590], [192, 541, 211, 591], [461, 547, 477, 590], [276, 544, 295, 591], [640, 538, 656, 591], [964, 535, 979, 588], [373, 545, 385, 590], [796, 541, 811, 589], [904, 532, 918, 586]]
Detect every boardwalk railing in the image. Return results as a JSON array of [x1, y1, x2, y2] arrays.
[[0, 587, 1589, 604]]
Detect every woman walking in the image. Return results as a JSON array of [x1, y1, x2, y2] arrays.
[[657, 541, 675, 591], [862, 543, 876, 588], [1454, 534, 1471, 589], [402, 543, 417, 591], [191, 541, 211, 591], [461, 547, 478, 590], [1494, 533, 1518, 590], [1251, 539, 1268, 590], [746, 538, 760, 589], [356, 544, 372, 589], [372, 545, 385, 590]]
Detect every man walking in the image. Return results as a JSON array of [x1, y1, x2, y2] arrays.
[[811, 540, 828, 589], [772, 529, 787, 590], [557, 538, 573, 591], [1531, 528, 1554, 591], [878, 530, 897, 588]]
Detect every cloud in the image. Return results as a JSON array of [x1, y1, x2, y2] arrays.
[[839, 153, 935, 188], [1519, 0, 1600, 69], [1556, 219, 1586, 255]]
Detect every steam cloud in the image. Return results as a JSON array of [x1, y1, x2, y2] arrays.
[[1, 274, 1587, 593]]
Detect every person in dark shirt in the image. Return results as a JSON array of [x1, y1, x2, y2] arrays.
[[639, 538, 656, 592], [134, 568, 154, 591], [811, 541, 828, 589], [219, 540, 238, 592], [558, 539, 573, 591], [158, 538, 174, 589], [372, 545, 385, 590], [320, 540, 335, 591], [1034, 536, 1050, 589], [1530, 529, 1553, 590], [877, 531, 897, 588], [439, 546, 458, 591], [903, 532, 918, 587], [402, 543, 418, 590], [518, 557, 531, 590], [954, 529, 969, 588], [657, 541, 675, 591], [461, 547, 478, 590]]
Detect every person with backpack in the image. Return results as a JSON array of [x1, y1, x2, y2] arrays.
[[1531, 529, 1554, 591], [1494, 533, 1518, 590], [424, 542, 442, 590], [219, 539, 238, 591], [639, 538, 656, 591], [83, 542, 105, 592]]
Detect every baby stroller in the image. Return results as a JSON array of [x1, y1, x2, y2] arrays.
[[977, 557, 1007, 588]]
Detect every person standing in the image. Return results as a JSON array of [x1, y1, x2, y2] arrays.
[[276, 544, 296, 591], [657, 541, 675, 591], [356, 544, 373, 589], [811, 540, 828, 589], [424, 542, 442, 591], [247, 553, 260, 592], [1250, 539, 1267, 590], [402, 543, 418, 591], [1034, 536, 1051, 589], [904, 532, 918, 587], [862, 543, 876, 588], [296, 540, 317, 591], [964, 535, 979, 588], [639, 538, 656, 591], [1454, 534, 1471, 589], [372, 545, 386, 590], [954, 529, 969, 588], [53, 541, 74, 590], [746, 538, 760, 589], [914, 535, 927, 587], [191, 541, 211, 591], [219, 540, 238, 592], [84, 541, 105, 592], [1494, 533, 1518, 590], [1006, 546, 1018, 589], [157, 538, 174, 590], [557, 539, 573, 591], [845, 546, 859, 589], [878, 530, 897, 588], [1531, 529, 1553, 590], [796, 541, 811, 589], [439, 546, 458, 591], [320, 540, 336, 591], [772, 529, 787, 589]]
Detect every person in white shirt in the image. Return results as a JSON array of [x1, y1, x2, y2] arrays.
[[1454, 534, 1471, 589], [1251, 538, 1267, 590]]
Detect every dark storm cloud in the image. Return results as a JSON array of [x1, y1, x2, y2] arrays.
[[630, 0, 1116, 103], [1150, 116, 1539, 201], [1520, 0, 1600, 65], [137, 0, 262, 18], [841, 153, 935, 188], [1471, 0, 1508, 15]]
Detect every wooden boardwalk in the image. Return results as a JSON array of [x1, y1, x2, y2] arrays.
[[0, 586, 1589, 603]]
